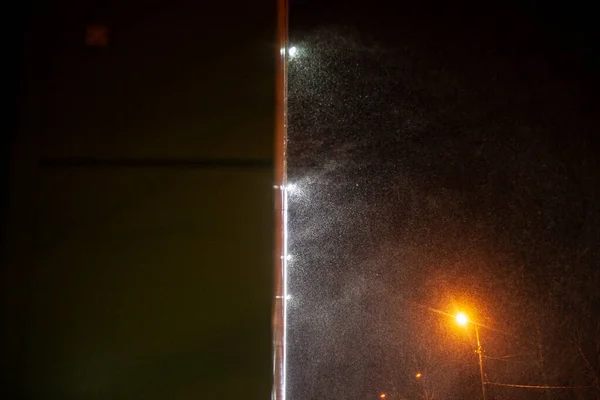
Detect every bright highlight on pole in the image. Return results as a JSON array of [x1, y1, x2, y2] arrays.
[[456, 311, 469, 326]]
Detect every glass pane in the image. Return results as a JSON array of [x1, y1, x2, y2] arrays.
[[287, 1, 599, 399]]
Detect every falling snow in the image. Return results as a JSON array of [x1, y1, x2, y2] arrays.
[[286, 2, 600, 399]]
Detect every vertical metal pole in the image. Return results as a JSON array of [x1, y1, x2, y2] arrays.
[[536, 324, 552, 400], [272, 0, 288, 399], [475, 326, 487, 400], [420, 377, 428, 400]]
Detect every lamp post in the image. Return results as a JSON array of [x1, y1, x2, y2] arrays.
[[415, 372, 432, 400], [455, 312, 487, 400]]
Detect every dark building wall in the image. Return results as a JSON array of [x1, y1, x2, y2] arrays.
[[3, 1, 276, 398]]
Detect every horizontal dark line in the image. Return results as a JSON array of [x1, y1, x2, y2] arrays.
[[39, 157, 273, 169]]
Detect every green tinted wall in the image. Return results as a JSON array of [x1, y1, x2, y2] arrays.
[[4, 1, 275, 398]]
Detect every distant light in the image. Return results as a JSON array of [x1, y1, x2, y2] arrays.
[[285, 294, 292, 300], [379, 394, 386, 399], [286, 254, 293, 261], [415, 372, 422, 378], [286, 183, 298, 192], [456, 311, 469, 326], [288, 46, 297, 58]]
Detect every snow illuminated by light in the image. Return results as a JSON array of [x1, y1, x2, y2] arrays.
[[284, 6, 600, 400], [282, 183, 289, 400]]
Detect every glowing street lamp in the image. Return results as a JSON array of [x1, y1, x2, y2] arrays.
[[455, 312, 487, 400], [455, 311, 469, 326]]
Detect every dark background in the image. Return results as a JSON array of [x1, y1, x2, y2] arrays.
[[3, 1, 276, 398], [288, 0, 599, 399]]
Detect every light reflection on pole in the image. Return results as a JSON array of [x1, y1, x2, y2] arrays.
[[272, 0, 289, 399]]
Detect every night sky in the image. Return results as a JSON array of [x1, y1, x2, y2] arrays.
[[287, 1, 600, 399]]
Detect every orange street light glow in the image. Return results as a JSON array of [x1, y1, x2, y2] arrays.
[[415, 372, 422, 378], [380, 394, 386, 398], [456, 311, 469, 326]]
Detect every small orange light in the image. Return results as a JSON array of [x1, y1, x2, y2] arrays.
[[416, 372, 422, 378], [380, 394, 386, 399], [86, 25, 110, 47]]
